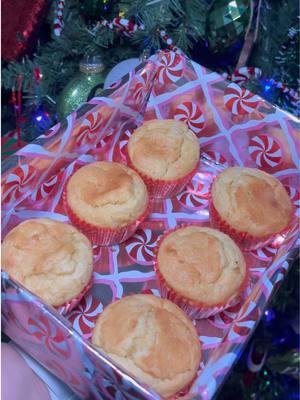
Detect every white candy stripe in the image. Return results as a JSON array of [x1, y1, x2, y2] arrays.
[[251, 135, 267, 149]]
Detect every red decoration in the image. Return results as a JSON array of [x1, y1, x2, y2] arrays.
[[11, 75, 26, 146], [33, 67, 42, 83], [53, 0, 65, 36], [2, 0, 49, 62]]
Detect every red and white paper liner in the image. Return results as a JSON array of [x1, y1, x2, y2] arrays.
[[56, 278, 93, 315], [63, 184, 151, 246], [126, 147, 200, 199], [153, 225, 249, 320], [209, 199, 296, 252]]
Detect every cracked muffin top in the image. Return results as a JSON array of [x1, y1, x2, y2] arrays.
[[92, 294, 201, 398], [127, 119, 200, 180], [211, 167, 293, 237], [157, 226, 246, 306], [66, 162, 148, 228], [1, 218, 93, 306]]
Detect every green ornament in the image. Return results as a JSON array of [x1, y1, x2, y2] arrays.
[[206, 0, 251, 53], [57, 56, 106, 120]]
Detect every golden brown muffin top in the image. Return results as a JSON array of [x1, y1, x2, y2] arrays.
[[128, 119, 200, 180], [1, 218, 93, 306], [66, 162, 148, 228], [92, 294, 201, 397], [157, 226, 246, 305], [211, 167, 293, 237]]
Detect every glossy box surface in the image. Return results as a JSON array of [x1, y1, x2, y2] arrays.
[[2, 51, 299, 400]]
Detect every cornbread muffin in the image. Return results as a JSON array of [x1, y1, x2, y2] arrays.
[[1, 218, 93, 307], [66, 162, 148, 229], [92, 294, 201, 398], [127, 119, 200, 198], [155, 226, 246, 311], [128, 119, 199, 180], [211, 167, 293, 239]]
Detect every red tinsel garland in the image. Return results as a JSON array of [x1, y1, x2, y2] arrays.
[[2, 0, 49, 62]]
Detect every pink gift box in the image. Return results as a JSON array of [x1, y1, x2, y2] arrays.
[[2, 51, 299, 400]]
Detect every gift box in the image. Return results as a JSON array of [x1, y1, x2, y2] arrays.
[[2, 51, 299, 400]]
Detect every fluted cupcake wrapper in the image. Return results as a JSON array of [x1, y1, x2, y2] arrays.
[[209, 199, 295, 252], [153, 224, 250, 320], [172, 374, 199, 400], [126, 146, 200, 199], [56, 278, 93, 315], [63, 182, 152, 246]]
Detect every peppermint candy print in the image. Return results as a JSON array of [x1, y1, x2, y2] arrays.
[[76, 111, 103, 147], [202, 151, 229, 167], [140, 68, 153, 92], [253, 248, 278, 264], [125, 229, 159, 265], [32, 173, 60, 201], [45, 359, 69, 382], [97, 127, 115, 149], [2, 164, 37, 204], [224, 83, 259, 115], [209, 303, 242, 328], [28, 315, 71, 359], [228, 301, 259, 340], [249, 134, 282, 168], [157, 51, 183, 84], [95, 365, 150, 400], [174, 101, 205, 134], [68, 295, 103, 337], [45, 360, 88, 398], [118, 129, 132, 158], [177, 176, 211, 209], [285, 185, 300, 214], [251, 242, 278, 261], [132, 75, 147, 104]]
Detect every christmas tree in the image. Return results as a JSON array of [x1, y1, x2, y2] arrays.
[[2, 0, 299, 144], [1, 1, 299, 398]]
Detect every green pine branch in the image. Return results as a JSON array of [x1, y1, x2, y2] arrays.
[[2, 0, 298, 118]]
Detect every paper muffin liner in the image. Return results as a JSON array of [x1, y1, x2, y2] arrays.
[[173, 373, 199, 399], [126, 146, 199, 199], [63, 183, 151, 246], [209, 199, 295, 252], [56, 278, 93, 315], [153, 225, 249, 320]]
